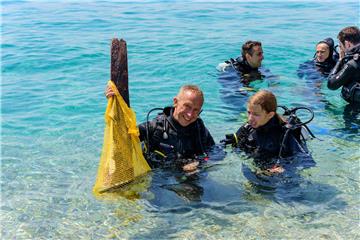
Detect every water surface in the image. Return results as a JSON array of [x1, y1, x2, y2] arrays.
[[1, 1, 360, 239]]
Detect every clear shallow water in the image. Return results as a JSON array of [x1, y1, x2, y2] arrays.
[[1, 1, 359, 239]]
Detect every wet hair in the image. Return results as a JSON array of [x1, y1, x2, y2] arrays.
[[242, 40, 262, 58], [337, 26, 360, 45], [248, 90, 277, 113], [178, 85, 204, 104]]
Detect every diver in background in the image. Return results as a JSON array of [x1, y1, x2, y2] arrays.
[[218, 40, 265, 85], [222, 90, 314, 174], [298, 37, 339, 80], [106, 84, 215, 172], [328, 26, 360, 107], [217, 41, 276, 115], [296, 38, 338, 109]]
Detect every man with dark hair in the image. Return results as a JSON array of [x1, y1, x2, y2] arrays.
[[328, 26, 360, 106], [217, 40, 275, 115], [218, 40, 264, 80]]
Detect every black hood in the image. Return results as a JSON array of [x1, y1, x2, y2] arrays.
[[316, 37, 336, 63], [318, 38, 335, 50]]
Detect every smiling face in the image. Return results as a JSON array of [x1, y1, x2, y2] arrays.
[[246, 45, 264, 68], [172, 89, 203, 127], [247, 103, 275, 129], [316, 43, 330, 62]]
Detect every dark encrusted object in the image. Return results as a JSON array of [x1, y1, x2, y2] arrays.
[[111, 38, 130, 107]]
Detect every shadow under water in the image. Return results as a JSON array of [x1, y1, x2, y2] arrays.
[[241, 153, 344, 208], [146, 162, 242, 209], [297, 61, 360, 142], [217, 66, 278, 117]]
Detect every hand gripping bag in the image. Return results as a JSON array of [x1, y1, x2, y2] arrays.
[[93, 81, 151, 197]]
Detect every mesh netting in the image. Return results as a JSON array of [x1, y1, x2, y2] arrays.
[[93, 81, 151, 197]]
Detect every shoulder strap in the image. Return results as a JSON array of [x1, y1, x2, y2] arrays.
[[353, 53, 359, 61], [353, 54, 360, 68], [346, 54, 360, 72]]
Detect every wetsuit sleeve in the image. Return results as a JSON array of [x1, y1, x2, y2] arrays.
[[297, 61, 311, 78], [328, 59, 358, 90], [234, 124, 251, 147], [138, 120, 156, 142], [138, 122, 147, 142], [199, 120, 215, 149], [195, 118, 215, 151], [297, 63, 305, 78], [204, 127, 215, 148]]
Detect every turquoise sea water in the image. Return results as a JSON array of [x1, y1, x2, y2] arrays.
[[1, 1, 360, 239]]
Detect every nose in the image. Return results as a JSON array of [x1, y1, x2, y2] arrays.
[[248, 114, 254, 122], [186, 109, 195, 118]]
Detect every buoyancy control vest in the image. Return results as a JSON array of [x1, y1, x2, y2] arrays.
[[224, 57, 263, 85], [222, 106, 315, 168], [226, 57, 258, 74], [138, 107, 215, 168]]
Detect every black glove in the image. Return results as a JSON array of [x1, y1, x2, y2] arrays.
[[220, 134, 236, 145]]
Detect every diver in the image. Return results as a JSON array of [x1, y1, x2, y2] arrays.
[[217, 40, 265, 85], [221, 90, 315, 174], [217, 41, 276, 115], [328, 26, 360, 108], [105, 84, 215, 173], [298, 37, 339, 79]]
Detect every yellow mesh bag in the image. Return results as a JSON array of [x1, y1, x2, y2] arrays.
[[93, 81, 151, 197]]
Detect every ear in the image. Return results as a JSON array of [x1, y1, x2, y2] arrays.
[[173, 97, 178, 107], [268, 111, 275, 119], [344, 40, 352, 49], [245, 53, 251, 61]]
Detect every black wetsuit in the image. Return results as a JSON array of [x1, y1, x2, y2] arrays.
[[314, 57, 338, 75], [298, 37, 338, 80], [138, 107, 215, 168], [231, 116, 307, 169], [225, 57, 262, 85], [298, 57, 337, 79], [328, 43, 360, 106]]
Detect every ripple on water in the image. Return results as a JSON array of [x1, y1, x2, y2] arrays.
[[2, 0, 360, 239]]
